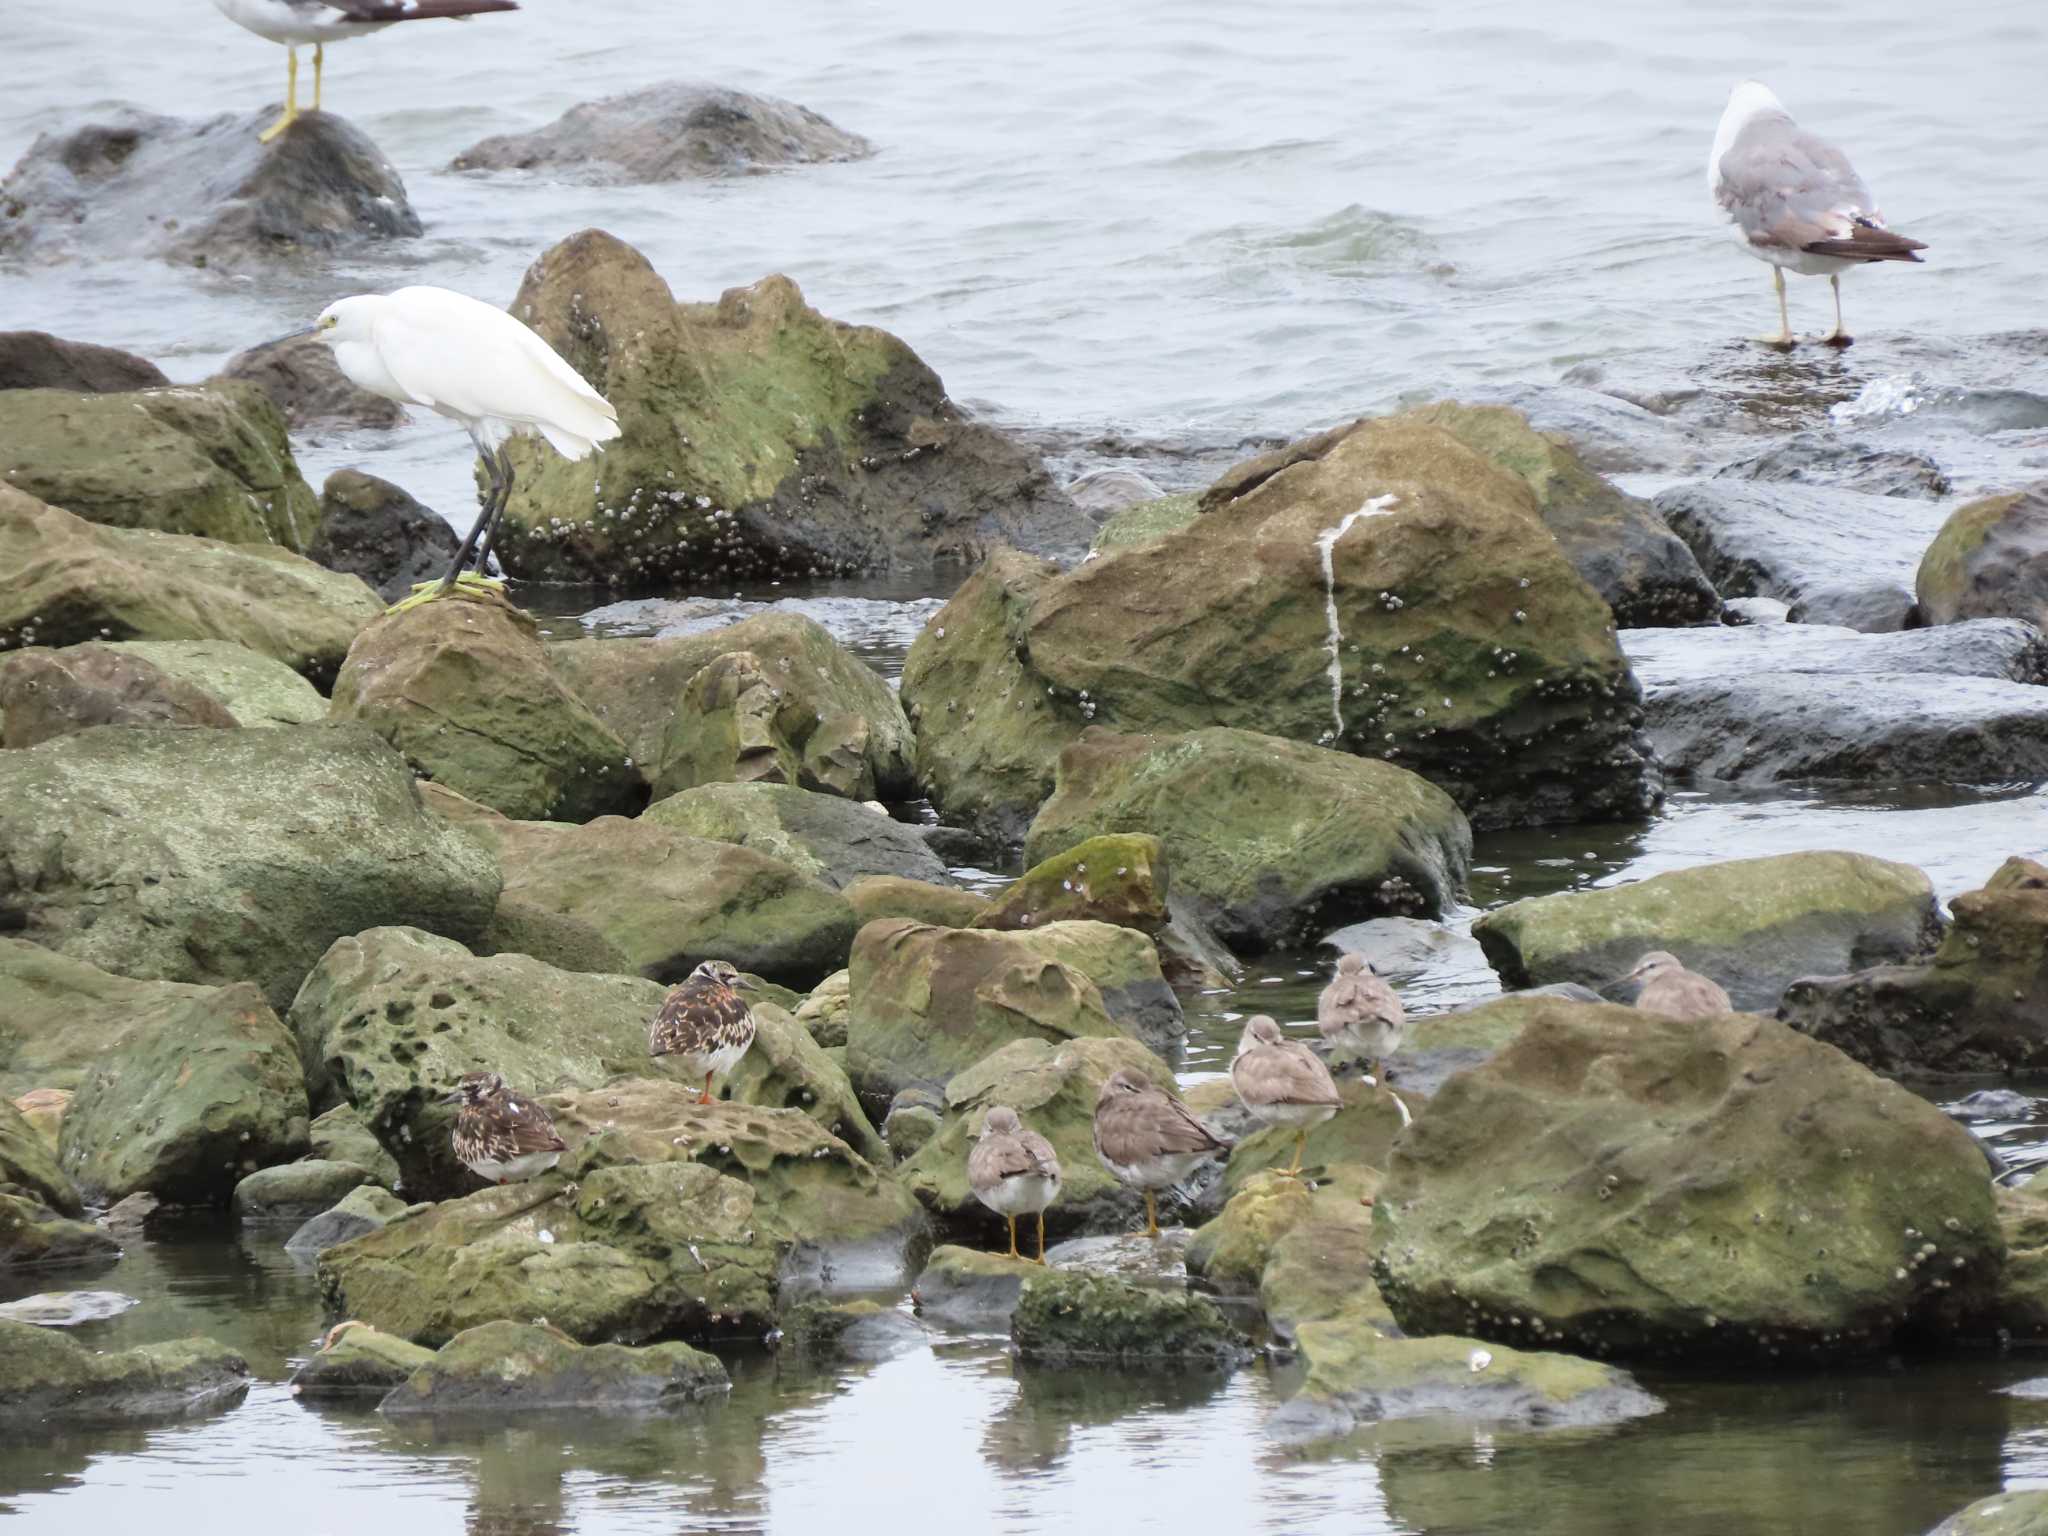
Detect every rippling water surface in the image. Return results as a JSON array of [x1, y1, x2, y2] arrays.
[[6, 2, 2048, 1531]]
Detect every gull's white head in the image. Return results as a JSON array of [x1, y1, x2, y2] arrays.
[[1711, 81, 1791, 196], [307, 295, 383, 349]]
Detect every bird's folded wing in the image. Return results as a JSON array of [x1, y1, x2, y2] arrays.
[[497, 1098, 569, 1154], [969, 1137, 1039, 1183], [650, 984, 751, 1051], [1717, 120, 1877, 252], [330, 0, 520, 21], [1246, 1045, 1343, 1107], [1100, 1097, 1227, 1163]]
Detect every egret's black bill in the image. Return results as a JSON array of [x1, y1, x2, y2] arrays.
[[259, 325, 318, 348]]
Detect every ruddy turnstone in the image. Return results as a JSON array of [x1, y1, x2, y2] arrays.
[[1624, 951, 1734, 1020], [1317, 952, 1407, 1086], [1092, 1068, 1230, 1239], [649, 960, 759, 1105], [443, 1071, 566, 1185], [967, 1105, 1062, 1263], [1230, 1016, 1342, 1179]]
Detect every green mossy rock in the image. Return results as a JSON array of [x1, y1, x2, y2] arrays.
[[330, 586, 640, 822], [846, 918, 1183, 1104], [1927, 1494, 2048, 1536], [487, 232, 1090, 586], [643, 782, 948, 890], [474, 813, 855, 988], [846, 876, 992, 931], [307, 1104, 400, 1189], [1186, 1172, 1314, 1293], [1993, 1186, 2048, 1343], [1473, 850, 1942, 1013], [793, 970, 851, 1048], [287, 926, 672, 1197], [1089, 493, 1202, 554], [1258, 1167, 1393, 1340], [723, 1005, 889, 1167], [0, 382, 322, 549], [383, 1319, 728, 1414], [0, 643, 239, 747], [106, 639, 327, 726], [976, 833, 1170, 935], [1373, 999, 2002, 1360], [0, 486, 381, 686], [0, 723, 500, 1008], [901, 414, 1659, 840], [1011, 1270, 1243, 1364], [0, 1193, 122, 1269], [59, 980, 308, 1205], [911, 1244, 1044, 1328], [0, 1320, 248, 1422], [1916, 485, 2048, 630], [1267, 1317, 1662, 1443], [288, 1323, 435, 1396], [898, 1035, 1177, 1233], [0, 1095, 79, 1215], [1223, 1078, 1420, 1197], [231, 1159, 377, 1221], [284, 1183, 412, 1257], [1023, 728, 1472, 949]]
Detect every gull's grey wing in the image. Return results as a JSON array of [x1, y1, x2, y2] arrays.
[[326, 0, 518, 21], [1716, 113, 1878, 252]]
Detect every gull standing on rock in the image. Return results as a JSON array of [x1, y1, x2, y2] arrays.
[[1317, 953, 1407, 1086], [443, 1071, 567, 1185], [968, 1106, 1063, 1263], [650, 960, 760, 1105], [1231, 1016, 1343, 1180], [1709, 81, 1926, 348], [1624, 951, 1735, 1020], [1092, 1069, 1230, 1240], [212, 0, 521, 143]]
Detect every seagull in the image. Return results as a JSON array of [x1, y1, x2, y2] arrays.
[[1623, 951, 1734, 1020], [967, 1106, 1062, 1263], [291, 286, 619, 606], [649, 960, 760, 1105], [1316, 952, 1407, 1086], [1230, 1016, 1342, 1180], [1709, 81, 1925, 348], [1091, 1069, 1230, 1240], [212, 0, 521, 144], [442, 1071, 566, 1185]]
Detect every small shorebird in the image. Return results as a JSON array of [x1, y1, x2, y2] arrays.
[[1230, 1016, 1342, 1179], [1624, 951, 1735, 1020], [967, 1106, 1062, 1263], [212, 0, 520, 143], [650, 960, 760, 1105], [1317, 953, 1407, 1086], [1092, 1069, 1230, 1239], [442, 1071, 566, 1185], [1709, 81, 1925, 348]]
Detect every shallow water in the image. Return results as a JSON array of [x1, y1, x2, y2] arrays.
[[8, 1, 2048, 1530]]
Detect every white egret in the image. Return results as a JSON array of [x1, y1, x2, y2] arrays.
[[211, 0, 520, 144], [292, 286, 621, 603], [1709, 81, 1925, 348]]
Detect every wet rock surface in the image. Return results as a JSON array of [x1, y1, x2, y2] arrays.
[[1925, 1492, 2048, 1536], [287, 1323, 433, 1396], [0, 643, 239, 747], [381, 1319, 728, 1414], [1011, 1269, 1244, 1365], [306, 471, 462, 603], [1715, 433, 1952, 499], [644, 783, 945, 890], [0, 331, 168, 393], [283, 1184, 410, 1257], [0, 1194, 120, 1270], [217, 334, 408, 431], [0, 1321, 248, 1423], [1918, 484, 2048, 632]]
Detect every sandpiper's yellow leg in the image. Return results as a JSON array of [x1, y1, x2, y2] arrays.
[[1283, 1128, 1307, 1179], [1005, 1215, 1019, 1260], [259, 47, 300, 143], [1035, 1210, 1046, 1264], [1144, 1189, 1160, 1239], [313, 44, 324, 110]]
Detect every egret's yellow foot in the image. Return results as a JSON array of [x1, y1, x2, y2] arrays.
[[385, 573, 504, 615], [259, 48, 300, 144]]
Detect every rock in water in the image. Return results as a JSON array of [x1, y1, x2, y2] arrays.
[[0, 1322, 248, 1423], [288, 1323, 433, 1396], [902, 414, 1659, 839], [0, 332, 168, 393], [283, 1184, 408, 1257], [0, 724, 500, 1008], [0, 107, 419, 269], [0, 1096, 78, 1216], [305, 472, 462, 602], [1715, 433, 1951, 500], [1923, 1492, 2048, 1536], [450, 82, 873, 182], [486, 231, 1093, 585], [1010, 1270, 1244, 1365], [1472, 850, 1942, 1013], [381, 1320, 728, 1413], [0, 645, 239, 748], [231, 1160, 377, 1223], [0, 1194, 121, 1270], [642, 782, 948, 890], [1372, 998, 2001, 1359], [217, 334, 407, 430], [1918, 485, 2048, 632]]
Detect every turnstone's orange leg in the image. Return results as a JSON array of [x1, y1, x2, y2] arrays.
[[698, 1071, 713, 1106]]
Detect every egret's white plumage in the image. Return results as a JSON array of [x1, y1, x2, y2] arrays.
[[305, 286, 619, 596]]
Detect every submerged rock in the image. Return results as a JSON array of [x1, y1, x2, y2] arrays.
[[486, 231, 1092, 585], [911, 1245, 1044, 1329], [1022, 728, 1471, 950], [306, 471, 462, 603], [0, 643, 239, 747], [0, 1290, 136, 1327], [283, 1183, 410, 1257], [1917, 484, 2048, 632], [288, 1322, 433, 1396], [1373, 999, 2001, 1360], [1472, 850, 1942, 1012], [218, 333, 407, 431], [0, 382, 322, 549], [644, 783, 945, 890], [1715, 433, 1952, 500], [381, 1319, 728, 1414], [0, 1321, 248, 1422], [0, 106, 419, 268], [0, 488, 379, 687], [1780, 856, 2048, 1075], [0, 723, 499, 1007], [1011, 1270, 1244, 1365], [778, 1297, 928, 1362]]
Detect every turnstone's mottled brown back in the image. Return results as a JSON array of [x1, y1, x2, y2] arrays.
[[450, 1072, 567, 1163], [650, 960, 755, 1058]]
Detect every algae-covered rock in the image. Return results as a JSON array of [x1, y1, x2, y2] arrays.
[[793, 970, 852, 1049], [1221, 1078, 1417, 1196], [0, 1320, 248, 1422], [898, 1035, 1178, 1234], [1917, 485, 2048, 631], [1927, 1493, 2048, 1536], [1372, 999, 2002, 1359], [1185, 1172, 1313, 1293], [382, 1319, 728, 1414], [287, 927, 670, 1196], [231, 1160, 376, 1222], [1781, 856, 2048, 1074], [911, 1244, 1043, 1329], [90, 640, 325, 727], [288, 1322, 434, 1396], [902, 414, 1659, 838], [1473, 850, 1942, 1013], [306, 1104, 400, 1189], [59, 980, 308, 1204], [1266, 1318, 1662, 1443], [330, 586, 641, 822], [0, 723, 500, 1008], [1011, 1270, 1244, 1364], [474, 813, 855, 987], [846, 876, 991, 930], [976, 833, 1171, 935], [284, 1184, 410, 1257], [1089, 493, 1203, 554], [1258, 1171, 1392, 1341], [0, 644, 238, 747], [0, 382, 322, 550], [0, 486, 381, 685], [1022, 728, 1471, 949], [486, 232, 1091, 585], [722, 1005, 889, 1166], [1991, 1186, 2048, 1344], [0, 1194, 122, 1269], [845, 919, 1183, 1103], [0, 1095, 80, 1216], [644, 782, 948, 890]]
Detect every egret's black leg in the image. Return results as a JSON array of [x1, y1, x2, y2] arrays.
[[469, 444, 516, 578], [440, 436, 503, 591]]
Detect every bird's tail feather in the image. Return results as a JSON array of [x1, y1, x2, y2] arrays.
[[1804, 225, 1927, 263]]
